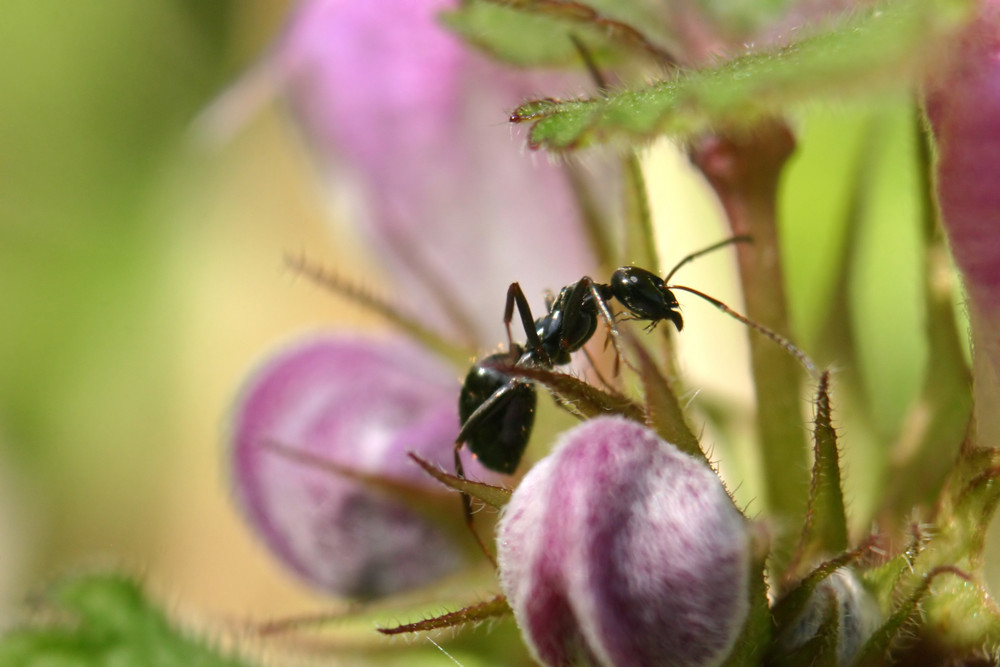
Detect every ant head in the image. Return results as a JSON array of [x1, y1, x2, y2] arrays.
[[610, 267, 682, 330]]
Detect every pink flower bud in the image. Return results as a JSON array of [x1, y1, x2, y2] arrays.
[[497, 417, 750, 667], [230, 335, 481, 599]]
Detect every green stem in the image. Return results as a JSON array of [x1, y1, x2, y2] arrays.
[[690, 120, 809, 575], [564, 162, 616, 271], [622, 154, 659, 271]]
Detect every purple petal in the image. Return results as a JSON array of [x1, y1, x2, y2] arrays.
[[497, 417, 750, 667], [925, 2, 1000, 440], [268, 0, 598, 342], [230, 334, 478, 599]]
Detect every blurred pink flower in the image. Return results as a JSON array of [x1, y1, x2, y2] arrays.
[[223, 0, 603, 598], [230, 0, 599, 343], [231, 336, 491, 599], [497, 417, 750, 667], [925, 0, 1000, 445]]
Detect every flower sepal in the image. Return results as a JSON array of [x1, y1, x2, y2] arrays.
[[408, 451, 512, 510], [501, 360, 644, 423], [377, 593, 510, 636]]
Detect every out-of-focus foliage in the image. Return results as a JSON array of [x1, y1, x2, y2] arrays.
[[0, 572, 245, 666], [0, 0, 240, 608], [507, 0, 972, 150]]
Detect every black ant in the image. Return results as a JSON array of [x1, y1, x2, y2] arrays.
[[451, 236, 816, 562], [458, 237, 805, 465]]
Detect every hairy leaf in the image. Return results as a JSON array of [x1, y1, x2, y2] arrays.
[[377, 593, 510, 635], [0, 573, 243, 666], [792, 372, 848, 571], [511, 0, 973, 151], [503, 363, 644, 422], [624, 330, 701, 459], [409, 452, 513, 509]]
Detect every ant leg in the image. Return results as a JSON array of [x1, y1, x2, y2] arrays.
[[581, 277, 638, 373], [452, 442, 497, 568], [663, 235, 753, 283], [670, 284, 818, 377], [454, 375, 528, 567], [505, 282, 549, 365]]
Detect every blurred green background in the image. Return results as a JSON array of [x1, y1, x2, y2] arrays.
[[1, 0, 997, 648], [0, 0, 393, 621]]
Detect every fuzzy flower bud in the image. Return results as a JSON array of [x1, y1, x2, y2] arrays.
[[771, 567, 882, 666], [497, 417, 750, 667], [230, 335, 480, 599]]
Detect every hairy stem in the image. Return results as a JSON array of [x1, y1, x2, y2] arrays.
[[690, 120, 808, 575]]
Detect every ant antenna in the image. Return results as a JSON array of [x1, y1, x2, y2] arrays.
[[582, 276, 640, 375], [669, 284, 818, 376], [664, 235, 752, 283]]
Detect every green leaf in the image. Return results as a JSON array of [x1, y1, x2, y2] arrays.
[[624, 330, 701, 460], [792, 371, 848, 571], [505, 363, 644, 422], [893, 448, 1000, 595], [725, 555, 772, 667], [0, 572, 244, 666], [858, 450, 1000, 662], [409, 452, 513, 509], [854, 566, 971, 666], [879, 112, 973, 518], [511, 0, 973, 151]]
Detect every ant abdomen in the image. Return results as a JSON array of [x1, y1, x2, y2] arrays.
[[457, 347, 537, 475]]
